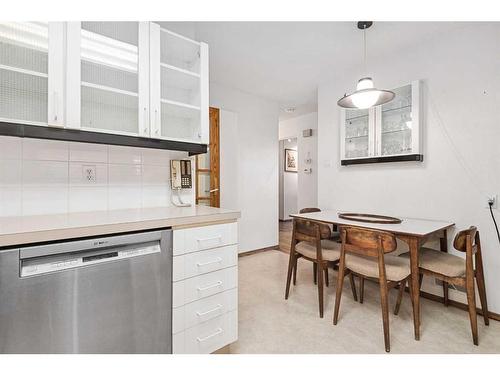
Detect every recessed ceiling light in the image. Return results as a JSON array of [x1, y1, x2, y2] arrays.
[[284, 107, 296, 113], [287, 139, 292, 142]]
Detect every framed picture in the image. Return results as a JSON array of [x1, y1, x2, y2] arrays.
[[284, 149, 298, 173]]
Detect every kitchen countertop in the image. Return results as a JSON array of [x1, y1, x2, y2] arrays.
[[0, 206, 240, 248]]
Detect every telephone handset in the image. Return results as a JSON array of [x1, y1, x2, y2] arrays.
[[170, 160, 192, 189]]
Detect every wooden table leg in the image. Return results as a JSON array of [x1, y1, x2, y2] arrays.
[[440, 229, 449, 306], [409, 236, 421, 340]]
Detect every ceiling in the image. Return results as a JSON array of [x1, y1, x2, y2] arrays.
[[159, 22, 464, 118]]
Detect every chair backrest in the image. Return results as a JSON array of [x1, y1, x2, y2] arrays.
[[341, 226, 397, 258], [298, 207, 331, 239], [453, 226, 479, 253]]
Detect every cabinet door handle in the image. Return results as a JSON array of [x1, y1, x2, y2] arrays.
[[196, 304, 222, 317], [143, 107, 148, 135], [154, 109, 159, 135], [197, 281, 222, 292], [196, 257, 222, 267], [196, 328, 223, 343], [196, 235, 222, 244], [53, 92, 58, 122]]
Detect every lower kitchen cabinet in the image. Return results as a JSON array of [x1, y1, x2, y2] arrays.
[[172, 221, 238, 354]]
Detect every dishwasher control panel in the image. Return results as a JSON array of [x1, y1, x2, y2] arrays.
[[21, 243, 161, 277]]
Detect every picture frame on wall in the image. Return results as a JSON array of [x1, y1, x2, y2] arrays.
[[284, 148, 298, 173]]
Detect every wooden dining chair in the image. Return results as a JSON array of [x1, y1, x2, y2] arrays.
[[402, 226, 489, 345], [333, 226, 413, 352], [298, 207, 339, 287], [285, 215, 357, 318]]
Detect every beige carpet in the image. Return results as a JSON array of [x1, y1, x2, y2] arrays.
[[231, 250, 500, 353]]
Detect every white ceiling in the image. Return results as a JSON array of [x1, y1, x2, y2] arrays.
[[159, 22, 465, 117]]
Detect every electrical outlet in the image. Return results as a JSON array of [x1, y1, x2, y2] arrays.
[[83, 165, 96, 183], [486, 194, 497, 209]]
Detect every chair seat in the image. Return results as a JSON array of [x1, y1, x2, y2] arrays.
[[295, 240, 341, 261], [346, 254, 410, 282], [401, 247, 466, 277]]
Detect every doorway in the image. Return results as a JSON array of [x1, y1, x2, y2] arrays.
[[278, 137, 298, 252], [195, 107, 220, 207]]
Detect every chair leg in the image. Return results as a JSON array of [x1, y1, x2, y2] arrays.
[[466, 274, 479, 345], [394, 279, 406, 315], [475, 256, 490, 326], [349, 272, 358, 301], [292, 257, 297, 285], [379, 281, 391, 352], [313, 262, 317, 285], [333, 263, 346, 325], [285, 252, 295, 299], [359, 276, 364, 304], [324, 266, 329, 287], [317, 262, 324, 318], [443, 281, 449, 306]]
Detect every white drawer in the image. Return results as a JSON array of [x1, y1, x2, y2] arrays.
[[173, 288, 237, 334], [173, 222, 238, 256], [174, 310, 238, 354], [173, 266, 238, 308], [173, 245, 238, 282]]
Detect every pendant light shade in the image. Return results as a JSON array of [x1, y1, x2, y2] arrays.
[[337, 22, 394, 109], [337, 77, 395, 109]]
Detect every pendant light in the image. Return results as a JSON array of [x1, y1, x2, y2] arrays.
[[337, 21, 394, 109]]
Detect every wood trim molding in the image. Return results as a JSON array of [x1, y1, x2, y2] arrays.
[[238, 245, 279, 257], [418, 290, 500, 322]]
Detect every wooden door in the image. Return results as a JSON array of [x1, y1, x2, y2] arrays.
[[195, 107, 220, 207]]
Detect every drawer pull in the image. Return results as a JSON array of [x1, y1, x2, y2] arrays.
[[196, 304, 223, 317], [197, 235, 222, 245], [197, 257, 222, 267], [197, 328, 223, 343], [197, 281, 223, 292]]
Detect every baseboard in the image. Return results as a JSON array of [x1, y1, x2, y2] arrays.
[[238, 245, 279, 257], [419, 290, 500, 322]]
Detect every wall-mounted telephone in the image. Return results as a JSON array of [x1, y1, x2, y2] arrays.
[[170, 160, 192, 189]]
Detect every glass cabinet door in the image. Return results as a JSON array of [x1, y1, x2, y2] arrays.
[[150, 24, 209, 144], [72, 22, 149, 136], [343, 108, 372, 159], [0, 22, 63, 126], [377, 82, 419, 156]]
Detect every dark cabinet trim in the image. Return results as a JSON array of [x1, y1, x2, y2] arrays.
[[0, 122, 207, 156], [341, 154, 424, 165]]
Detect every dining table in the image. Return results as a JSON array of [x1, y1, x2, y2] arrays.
[[289, 210, 455, 340]]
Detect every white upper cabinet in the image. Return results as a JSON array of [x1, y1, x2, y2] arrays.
[[0, 22, 209, 146], [0, 22, 65, 127], [150, 24, 209, 144], [340, 80, 421, 164], [65, 22, 150, 137]]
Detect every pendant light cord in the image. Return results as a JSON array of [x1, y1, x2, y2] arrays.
[[363, 25, 367, 76]]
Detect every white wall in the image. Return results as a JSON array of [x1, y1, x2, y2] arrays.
[[280, 139, 298, 220], [279, 112, 318, 211], [0, 136, 193, 216], [210, 83, 280, 253], [317, 23, 500, 312]]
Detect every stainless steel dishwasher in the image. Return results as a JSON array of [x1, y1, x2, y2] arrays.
[[0, 229, 172, 354]]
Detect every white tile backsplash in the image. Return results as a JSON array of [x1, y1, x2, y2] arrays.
[[23, 161, 68, 185], [109, 145, 142, 165], [22, 185, 68, 215], [109, 186, 142, 210], [69, 142, 108, 163], [109, 164, 142, 185], [69, 186, 108, 212], [0, 135, 195, 217], [0, 136, 22, 160], [23, 138, 69, 161]]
